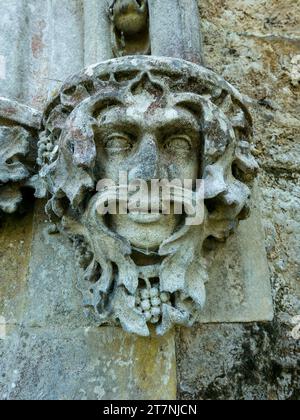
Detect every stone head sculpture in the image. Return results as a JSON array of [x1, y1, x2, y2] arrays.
[[38, 56, 258, 336], [0, 98, 41, 215]]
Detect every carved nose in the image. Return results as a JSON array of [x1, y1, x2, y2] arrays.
[[129, 135, 160, 181]]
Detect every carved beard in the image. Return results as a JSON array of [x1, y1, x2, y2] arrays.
[[62, 188, 208, 336]]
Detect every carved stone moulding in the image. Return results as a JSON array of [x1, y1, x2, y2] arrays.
[[38, 56, 258, 336], [0, 97, 42, 216]]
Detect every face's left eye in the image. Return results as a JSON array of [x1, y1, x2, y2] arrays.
[[164, 135, 192, 153]]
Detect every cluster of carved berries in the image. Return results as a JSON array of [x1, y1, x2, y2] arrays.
[[37, 135, 55, 166], [73, 237, 93, 269], [136, 286, 171, 324]]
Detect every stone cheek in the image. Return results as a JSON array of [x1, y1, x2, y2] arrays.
[[37, 56, 259, 336]]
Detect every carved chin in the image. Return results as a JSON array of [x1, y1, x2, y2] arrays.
[[108, 213, 180, 251]]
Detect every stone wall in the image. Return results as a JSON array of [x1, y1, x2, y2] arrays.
[[176, 0, 300, 400]]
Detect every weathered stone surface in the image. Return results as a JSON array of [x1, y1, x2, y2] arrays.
[[0, 211, 34, 399], [0, 98, 41, 129], [149, 0, 204, 64], [0, 329, 21, 398], [0, 326, 176, 400], [177, 322, 300, 400], [199, 186, 273, 323], [0, 98, 41, 215], [0, 212, 33, 324], [21, 201, 90, 328], [84, 0, 113, 66], [176, 0, 300, 400]]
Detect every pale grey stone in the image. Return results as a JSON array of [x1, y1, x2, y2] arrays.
[[148, 0, 204, 64], [37, 56, 266, 335], [84, 0, 113, 66], [0, 97, 41, 129], [199, 188, 274, 323], [0, 98, 41, 214], [0, 325, 176, 400], [22, 203, 93, 328]]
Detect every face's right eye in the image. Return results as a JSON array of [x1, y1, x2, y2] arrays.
[[104, 133, 133, 154], [164, 134, 192, 154]]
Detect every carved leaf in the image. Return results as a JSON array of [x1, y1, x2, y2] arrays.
[[113, 287, 149, 336], [0, 97, 41, 129], [43, 154, 95, 211], [25, 174, 48, 199], [157, 304, 190, 336]]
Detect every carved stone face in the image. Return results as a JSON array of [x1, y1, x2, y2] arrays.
[[95, 97, 201, 250], [40, 57, 257, 336], [0, 98, 41, 215]]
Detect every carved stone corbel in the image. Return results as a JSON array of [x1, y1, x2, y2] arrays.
[[36, 56, 258, 336], [0, 98, 42, 216], [0, 1, 262, 337]]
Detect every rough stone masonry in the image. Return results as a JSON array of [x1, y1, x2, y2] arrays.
[[177, 0, 300, 400]]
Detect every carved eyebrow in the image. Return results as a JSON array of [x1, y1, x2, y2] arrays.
[[154, 116, 200, 134], [94, 121, 141, 140], [92, 99, 124, 119], [95, 106, 200, 135], [96, 106, 140, 123], [96, 117, 140, 129]]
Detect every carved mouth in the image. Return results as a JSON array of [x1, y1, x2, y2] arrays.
[[128, 211, 162, 224]]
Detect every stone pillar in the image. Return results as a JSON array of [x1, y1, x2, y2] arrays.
[[47, 0, 85, 99], [0, 0, 29, 101], [148, 0, 204, 64], [83, 0, 113, 66]]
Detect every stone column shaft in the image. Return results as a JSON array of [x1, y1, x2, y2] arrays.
[[148, 0, 204, 64], [83, 0, 113, 66]]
